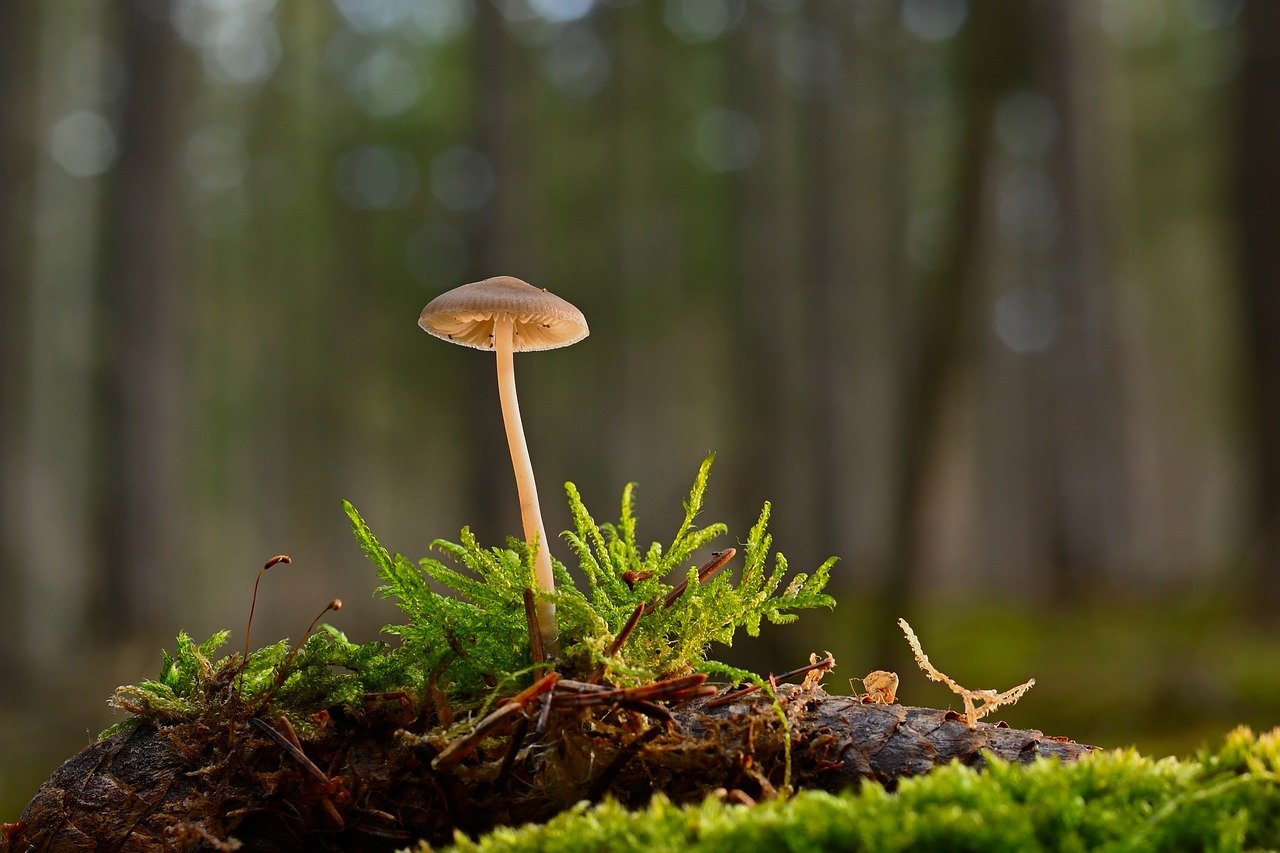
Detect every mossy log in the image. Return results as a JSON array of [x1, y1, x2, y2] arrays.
[[3, 684, 1091, 852]]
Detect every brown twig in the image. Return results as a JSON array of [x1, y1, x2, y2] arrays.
[[250, 717, 330, 785], [435, 673, 560, 771], [535, 688, 554, 736], [588, 602, 646, 684], [496, 716, 529, 784], [251, 715, 348, 827], [661, 548, 736, 609], [553, 674, 713, 707]]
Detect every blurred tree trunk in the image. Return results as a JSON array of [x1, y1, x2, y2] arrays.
[[874, 0, 1027, 663], [94, 0, 186, 637], [0, 2, 35, 686], [1238, 1, 1280, 610], [609, 3, 670, 485], [793, 2, 839, 553], [729, 6, 798, 528], [796, 2, 858, 564], [272, 1, 346, 580], [1037, 0, 1129, 600], [464, 0, 527, 542]]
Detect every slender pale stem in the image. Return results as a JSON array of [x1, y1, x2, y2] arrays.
[[494, 315, 558, 653]]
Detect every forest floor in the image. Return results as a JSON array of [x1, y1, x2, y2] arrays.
[[4, 594, 1278, 829]]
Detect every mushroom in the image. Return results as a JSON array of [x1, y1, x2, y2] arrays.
[[418, 276, 588, 653]]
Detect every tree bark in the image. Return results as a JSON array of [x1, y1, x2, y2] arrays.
[[1238, 1, 1280, 611], [874, 0, 1030, 664], [1037, 0, 1129, 600], [0, 1, 36, 688], [7, 684, 1090, 851]]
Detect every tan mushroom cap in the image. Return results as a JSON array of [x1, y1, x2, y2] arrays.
[[418, 276, 589, 352]]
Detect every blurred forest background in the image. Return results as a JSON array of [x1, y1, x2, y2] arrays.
[[3, 0, 1280, 816]]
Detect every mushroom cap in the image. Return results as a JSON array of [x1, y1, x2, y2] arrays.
[[418, 276, 589, 352]]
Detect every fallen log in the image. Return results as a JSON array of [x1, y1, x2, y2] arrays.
[[4, 683, 1091, 851]]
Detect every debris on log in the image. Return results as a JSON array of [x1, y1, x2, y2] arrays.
[[4, 683, 1092, 852]]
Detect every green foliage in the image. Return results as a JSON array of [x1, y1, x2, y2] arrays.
[[345, 500, 541, 701], [350, 455, 834, 697], [107, 625, 405, 736], [557, 455, 836, 682], [443, 727, 1280, 853], [111, 456, 835, 728]]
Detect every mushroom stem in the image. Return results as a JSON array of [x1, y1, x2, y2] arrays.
[[494, 315, 559, 653]]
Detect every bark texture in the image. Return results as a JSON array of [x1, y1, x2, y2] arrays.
[[5, 684, 1091, 851]]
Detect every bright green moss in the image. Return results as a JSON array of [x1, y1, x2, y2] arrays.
[[109, 456, 835, 730], [441, 728, 1280, 853]]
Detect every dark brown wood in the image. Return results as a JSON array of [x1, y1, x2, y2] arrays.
[[1238, 0, 1280, 610]]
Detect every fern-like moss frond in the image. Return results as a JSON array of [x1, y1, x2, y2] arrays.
[[111, 456, 837, 731]]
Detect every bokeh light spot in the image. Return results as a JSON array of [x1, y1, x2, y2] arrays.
[[694, 108, 761, 173], [993, 286, 1059, 353], [429, 146, 496, 212], [184, 123, 249, 192], [1099, 0, 1166, 48], [994, 90, 1059, 160], [349, 48, 423, 118], [663, 0, 744, 44], [50, 111, 118, 178], [900, 0, 968, 42], [333, 0, 413, 32], [207, 18, 282, 85], [528, 0, 596, 24], [407, 0, 474, 43], [1183, 0, 1244, 29], [996, 165, 1060, 250], [335, 145, 420, 210], [543, 26, 611, 98]]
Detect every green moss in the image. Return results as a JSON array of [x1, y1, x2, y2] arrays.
[[109, 456, 835, 730], [441, 727, 1280, 853]]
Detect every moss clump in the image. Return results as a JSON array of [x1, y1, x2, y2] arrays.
[[441, 726, 1280, 852], [357, 453, 835, 704], [108, 456, 835, 732]]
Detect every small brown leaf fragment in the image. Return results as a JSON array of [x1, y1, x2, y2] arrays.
[[801, 652, 835, 692], [858, 671, 899, 705]]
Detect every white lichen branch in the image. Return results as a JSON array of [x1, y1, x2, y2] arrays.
[[898, 618, 1035, 729]]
